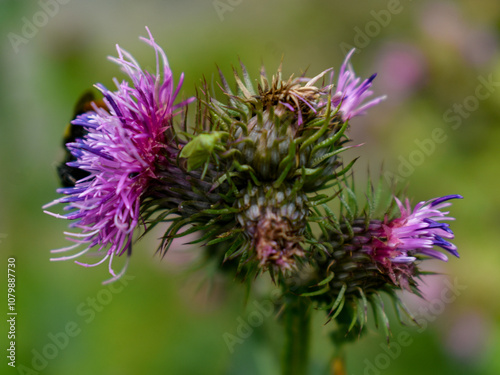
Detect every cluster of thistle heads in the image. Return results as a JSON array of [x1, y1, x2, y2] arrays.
[[44, 29, 462, 337]]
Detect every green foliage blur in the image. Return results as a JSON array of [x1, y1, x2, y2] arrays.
[[1, 0, 499, 374]]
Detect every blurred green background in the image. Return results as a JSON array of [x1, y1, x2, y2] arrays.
[[1, 0, 500, 374]]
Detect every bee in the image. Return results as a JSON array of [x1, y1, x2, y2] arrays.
[[57, 91, 106, 187]]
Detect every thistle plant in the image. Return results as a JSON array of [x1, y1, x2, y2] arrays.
[[44, 28, 462, 374]]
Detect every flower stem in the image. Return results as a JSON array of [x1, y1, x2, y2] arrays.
[[281, 297, 311, 375]]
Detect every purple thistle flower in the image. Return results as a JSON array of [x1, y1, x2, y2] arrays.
[[368, 194, 463, 287], [43, 28, 193, 283], [332, 49, 386, 121]]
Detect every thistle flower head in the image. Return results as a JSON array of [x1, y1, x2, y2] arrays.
[[295, 185, 462, 340], [332, 49, 386, 121], [44, 28, 192, 282]]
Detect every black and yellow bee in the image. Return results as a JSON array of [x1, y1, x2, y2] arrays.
[[57, 91, 106, 187]]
